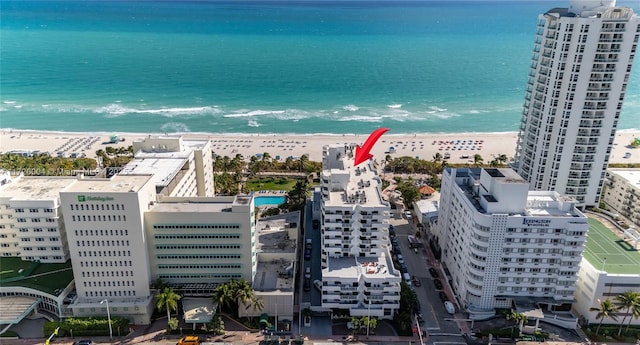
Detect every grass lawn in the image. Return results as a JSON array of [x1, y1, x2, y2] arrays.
[[245, 177, 299, 192], [0, 258, 73, 295]]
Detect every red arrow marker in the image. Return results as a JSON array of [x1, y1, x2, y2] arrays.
[[354, 128, 389, 166]]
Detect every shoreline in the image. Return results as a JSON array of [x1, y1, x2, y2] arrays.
[[2, 129, 639, 165]]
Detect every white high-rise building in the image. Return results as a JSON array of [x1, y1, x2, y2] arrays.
[[0, 176, 76, 263], [435, 168, 588, 322], [60, 175, 157, 324], [513, 0, 639, 207], [319, 144, 400, 320]]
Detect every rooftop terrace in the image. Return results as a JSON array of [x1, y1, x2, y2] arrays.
[[583, 217, 640, 275]]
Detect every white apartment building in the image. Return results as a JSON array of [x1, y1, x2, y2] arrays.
[[59, 175, 157, 324], [0, 176, 76, 263], [120, 136, 214, 198], [513, 0, 639, 207], [574, 247, 640, 326], [436, 168, 588, 322], [145, 195, 256, 285], [319, 144, 400, 320], [602, 168, 640, 227]]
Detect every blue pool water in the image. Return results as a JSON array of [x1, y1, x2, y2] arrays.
[[254, 196, 286, 207]]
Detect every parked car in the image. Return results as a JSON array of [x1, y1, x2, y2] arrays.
[[303, 278, 311, 291], [313, 279, 322, 291], [429, 267, 439, 278], [304, 266, 311, 279], [397, 254, 405, 264], [313, 219, 320, 229], [304, 248, 311, 261], [412, 276, 422, 287], [73, 341, 93, 345], [433, 278, 443, 290], [444, 301, 455, 314], [405, 210, 413, 220], [305, 238, 312, 249], [439, 291, 448, 302]]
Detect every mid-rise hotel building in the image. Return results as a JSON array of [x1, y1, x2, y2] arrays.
[[435, 168, 588, 321], [59, 175, 157, 324], [513, 0, 639, 207], [120, 136, 214, 198], [319, 144, 400, 320]]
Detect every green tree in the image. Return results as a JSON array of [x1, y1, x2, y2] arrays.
[[615, 290, 640, 336], [473, 154, 484, 167], [156, 287, 181, 322], [504, 311, 527, 337], [168, 318, 178, 331], [589, 299, 618, 338]]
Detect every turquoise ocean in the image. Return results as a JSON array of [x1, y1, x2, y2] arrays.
[[1, 0, 639, 135]]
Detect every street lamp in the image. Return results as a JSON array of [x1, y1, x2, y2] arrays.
[[100, 299, 113, 339], [366, 300, 371, 338]]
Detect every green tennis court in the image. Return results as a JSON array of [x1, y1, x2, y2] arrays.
[[583, 218, 640, 274]]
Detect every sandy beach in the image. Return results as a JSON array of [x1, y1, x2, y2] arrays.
[[1, 129, 638, 165]]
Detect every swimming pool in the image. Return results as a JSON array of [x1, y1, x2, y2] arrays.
[[254, 196, 286, 207]]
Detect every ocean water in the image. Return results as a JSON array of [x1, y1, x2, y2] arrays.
[[1, 0, 639, 135]]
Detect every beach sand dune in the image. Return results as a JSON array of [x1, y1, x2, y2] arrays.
[[1, 130, 638, 165]]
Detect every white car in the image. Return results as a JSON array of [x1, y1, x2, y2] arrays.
[[405, 210, 413, 220], [313, 279, 322, 291], [444, 301, 455, 314], [304, 266, 311, 279]]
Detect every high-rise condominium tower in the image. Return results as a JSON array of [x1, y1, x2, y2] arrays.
[[513, 0, 638, 207]]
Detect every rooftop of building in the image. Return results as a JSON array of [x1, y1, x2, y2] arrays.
[[583, 217, 640, 275], [322, 145, 388, 209], [0, 257, 73, 296], [149, 196, 246, 213], [0, 176, 76, 201], [525, 192, 584, 218], [255, 213, 299, 254], [62, 174, 153, 193], [323, 253, 399, 280], [608, 168, 640, 189], [252, 212, 300, 292], [132, 136, 209, 159], [119, 157, 187, 188]]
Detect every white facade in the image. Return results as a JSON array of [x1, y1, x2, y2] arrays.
[[602, 168, 640, 227], [60, 175, 157, 324], [436, 168, 588, 318], [513, 1, 639, 207], [145, 195, 256, 284], [574, 257, 640, 326], [319, 144, 400, 320], [120, 136, 214, 198], [0, 176, 76, 263]]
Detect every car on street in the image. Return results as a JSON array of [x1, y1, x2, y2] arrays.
[[397, 254, 405, 264], [405, 210, 413, 220], [439, 291, 448, 302], [73, 341, 93, 345], [305, 238, 312, 249], [304, 266, 311, 279], [303, 278, 311, 291], [313, 279, 322, 291], [412, 276, 421, 287], [433, 278, 443, 290], [429, 267, 439, 278], [400, 263, 408, 273], [313, 219, 320, 229], [391, 237, 399, 246], [304, 248, 311, 261], [444, 301, 455, 314]]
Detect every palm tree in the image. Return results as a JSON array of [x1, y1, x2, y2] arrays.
[[615, 291, 640, 335], [473, 154, 484, 167], [505, 311, 526, 338], [590, 299, 618, 339], [212, 283, 233, 313], [626, 299, 640, 333], [156, 287, 181, 322]]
